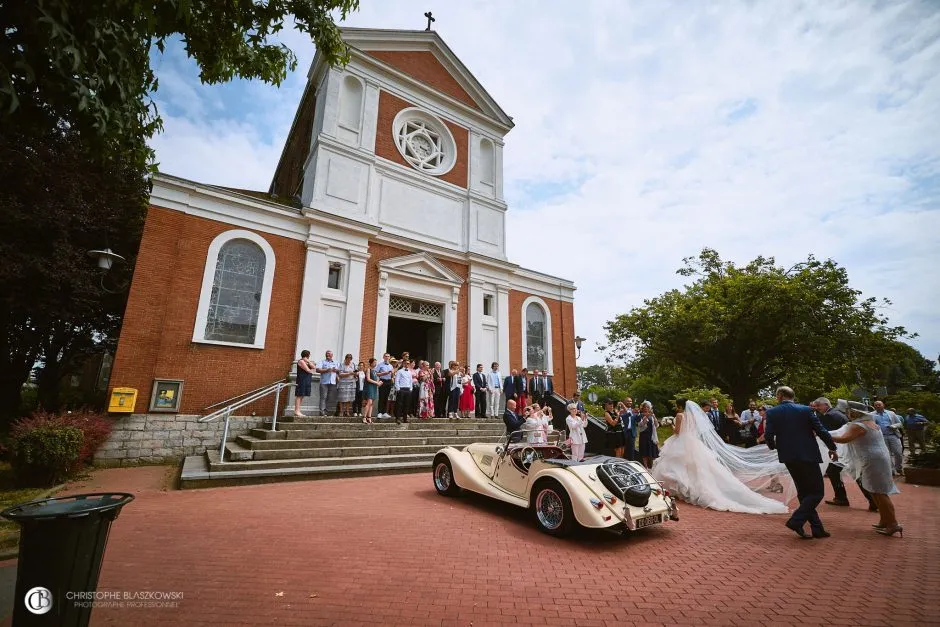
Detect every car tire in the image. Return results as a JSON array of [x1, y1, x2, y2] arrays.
[[433, 455, 461, 496], [531, 479, 575, 537]]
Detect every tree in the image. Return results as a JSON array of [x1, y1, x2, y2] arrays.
[[576, 365, 610, 389], [0, 1, 361, 420], [0, 129, 148, 416], [1, 0, 360, 169], [604, 249, 910, 408]]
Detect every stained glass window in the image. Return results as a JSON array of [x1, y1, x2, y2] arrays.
[[525, 302, 546, 371], [204, 240, 265, 344]]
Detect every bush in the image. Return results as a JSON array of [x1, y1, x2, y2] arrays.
[[5, 411, 113, 486], [9, 425, 83, 487]]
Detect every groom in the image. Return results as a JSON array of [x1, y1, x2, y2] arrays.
[[764, 386, 838, 539]]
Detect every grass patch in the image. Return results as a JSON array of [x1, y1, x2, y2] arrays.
[[0, 462, 60, 553]]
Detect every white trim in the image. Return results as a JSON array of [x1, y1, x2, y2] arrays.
[[192, 229, 276, 349], [392, 107, 457, 176], [151, 174, 307, 242], [520, 296, 553, 375]]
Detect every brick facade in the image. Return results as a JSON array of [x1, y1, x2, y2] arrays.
[[368, 50, 481, 111], [108, 206, 305, 414], [375, 90, 469, 189], [360, 242, 469, 364], [508, 290, 577, 398]]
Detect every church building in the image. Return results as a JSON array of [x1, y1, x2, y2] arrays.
[[107, 27, 577, 422]]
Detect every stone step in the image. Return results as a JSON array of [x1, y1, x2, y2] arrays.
[[238, 429, 503, 449], [265, 419, 503, 430], [275, 415, 502, 425], [179, 454, 428, 489], [224, 441, 253, 462], [250, 443, 455, 460], [206, 450, 432, 472], [244, 427, 504, 444], [258, 434, 494, 450]]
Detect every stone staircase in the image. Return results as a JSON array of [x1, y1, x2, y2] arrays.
[[179, 415, 506, 489]]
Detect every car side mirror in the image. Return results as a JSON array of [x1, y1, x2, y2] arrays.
[[495, 446, 504, 456]]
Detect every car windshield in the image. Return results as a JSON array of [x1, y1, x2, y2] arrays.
[[500, 429, 567, 449]]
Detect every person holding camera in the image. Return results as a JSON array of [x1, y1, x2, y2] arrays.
[[604, 399, 625, 458]]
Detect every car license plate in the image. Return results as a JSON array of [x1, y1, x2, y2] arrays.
[[635, 514, 660, 528]]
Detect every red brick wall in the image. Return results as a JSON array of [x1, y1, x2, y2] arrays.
[[108, 205, 305, 414], [375, 90, 469, 189], [360, 242, 468, 364], [368, 50, 481, 111], [508, 290, 577, 398]]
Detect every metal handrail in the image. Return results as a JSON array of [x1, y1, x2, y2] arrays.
[[203, 379, 289, 411], [198, 380, 295, 464]]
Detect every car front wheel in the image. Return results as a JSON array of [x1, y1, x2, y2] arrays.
[[433, 456, 461, 496], [531, 479, 575, 537]]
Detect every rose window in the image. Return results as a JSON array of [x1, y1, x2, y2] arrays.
[[392, 108, 456, 176]]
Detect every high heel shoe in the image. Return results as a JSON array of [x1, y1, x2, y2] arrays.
[[875, 524, 903, 537], [872, 523, 885, 529]]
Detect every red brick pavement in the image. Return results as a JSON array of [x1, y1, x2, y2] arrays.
[[7, 467, 940, 626]]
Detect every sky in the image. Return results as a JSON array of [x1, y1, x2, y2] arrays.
[[149, 0, 940, 367]]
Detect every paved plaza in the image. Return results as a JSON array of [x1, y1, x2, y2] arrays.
[[2, 465, 939, 626]]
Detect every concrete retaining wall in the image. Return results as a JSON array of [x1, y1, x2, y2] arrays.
[[94, 413, 265, 467]]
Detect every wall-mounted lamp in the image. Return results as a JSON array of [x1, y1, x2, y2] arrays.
[[88, 248, 126, 271], [574, 336, 587, 359]]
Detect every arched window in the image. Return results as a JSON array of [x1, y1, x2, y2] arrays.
[[523, 299, 553, 372], [338, 74, 364, 131], [193, 230, 276, 348], [479, 138, 494, 186]]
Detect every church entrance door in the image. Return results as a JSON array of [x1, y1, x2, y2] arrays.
[[386, 296, 445, 364]]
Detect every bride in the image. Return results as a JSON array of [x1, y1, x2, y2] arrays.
[[653, 399, 812, 514]]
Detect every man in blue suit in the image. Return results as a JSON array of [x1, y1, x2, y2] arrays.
[[503, 399, 525, 441], [765, 386, 838, 539], [503, 369, 518, 407]]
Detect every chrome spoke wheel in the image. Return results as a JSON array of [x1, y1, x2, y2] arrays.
[[434, 463, 452, 492], [536, 489, 564, 530]]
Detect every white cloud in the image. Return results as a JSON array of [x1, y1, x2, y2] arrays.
[[149, 0, 940, 367]]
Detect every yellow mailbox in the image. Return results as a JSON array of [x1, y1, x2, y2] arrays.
[[108, 387, 138, 413]]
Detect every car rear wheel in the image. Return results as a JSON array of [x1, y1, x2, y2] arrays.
[[433, 456, 461, 496], [531, 479, 575, 537]]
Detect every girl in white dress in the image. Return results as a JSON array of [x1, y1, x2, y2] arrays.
[[525, 405, 546, 444], [565, 403, 588, 461]]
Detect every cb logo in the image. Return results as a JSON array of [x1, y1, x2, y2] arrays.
[[25, 587, 53, 615]]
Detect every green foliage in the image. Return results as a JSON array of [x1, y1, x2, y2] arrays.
[[604, 249, 912, 408], [9, 424, 83, 487], [576, 365, 610, 389], [824, 385, 859, 405], [1, 0, 361, 169], [673, 387, 732, 412], [0, 129, 148, 418], [882, 392, 940, 422]]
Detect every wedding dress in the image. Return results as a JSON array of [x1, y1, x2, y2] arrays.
[[652, 401, 801, 514]]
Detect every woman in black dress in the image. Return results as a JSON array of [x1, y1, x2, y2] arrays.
[[603, 399, 625, 458], [294, 350, 314, 417]]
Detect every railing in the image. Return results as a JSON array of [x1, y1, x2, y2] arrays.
[[198, 380, 295, 463]]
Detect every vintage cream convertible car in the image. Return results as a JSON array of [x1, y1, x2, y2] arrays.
[[432, 431, 679, 536]]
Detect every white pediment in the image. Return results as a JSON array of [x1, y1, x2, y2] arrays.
[[339, 27, 514, 129], [378, 252, 464, 286]]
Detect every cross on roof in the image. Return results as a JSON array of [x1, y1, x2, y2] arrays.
[[424, 11, 435, 31]]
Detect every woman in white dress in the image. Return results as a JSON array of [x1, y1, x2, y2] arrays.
[[525, 405, 547, 444], [565, 403, 588, 461], [652, 399, 799, 514]]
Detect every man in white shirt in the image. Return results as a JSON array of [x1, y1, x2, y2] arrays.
[[394, 360, 414, 424], [316, 350, 339, 415], [374, 353, 394, 418], [486, 362, 503, 419], [740, 400, 761, 442]]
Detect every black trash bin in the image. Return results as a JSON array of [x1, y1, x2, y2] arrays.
[[1, 492, 134, 626]]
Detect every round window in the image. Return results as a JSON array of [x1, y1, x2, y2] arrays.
[[392, 108, 457, 176]]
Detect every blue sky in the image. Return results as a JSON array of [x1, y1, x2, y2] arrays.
[[149, 0, 940, 367]]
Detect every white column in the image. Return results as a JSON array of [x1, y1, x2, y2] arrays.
[[496, 284, 511, 369], [467, 278, 485, 367], [341, 251, 369, 359], [444, 286, 459, 362], [373, 271, 390, 358], [295, 240, 330, 357]]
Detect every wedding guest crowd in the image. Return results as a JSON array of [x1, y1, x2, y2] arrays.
[[294, 349, 557, 424]]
